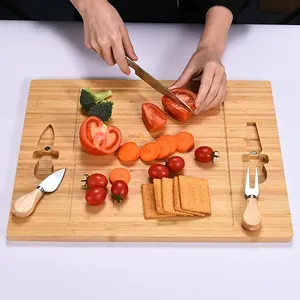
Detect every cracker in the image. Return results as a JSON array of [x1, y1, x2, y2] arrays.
[[153, 179, 169, 215], [178, 175, 211, 216], [173, 176, 194, 216], [162, 177, 193, 216], [141, 184, 172, 220]]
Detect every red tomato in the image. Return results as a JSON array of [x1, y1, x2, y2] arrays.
[[194, 146, 219, 163], [82, 173, 108, 189], [161, 88, 196, 122], [148, 164, 170, 179], [79, 116, 122, 155], [85, 187, 107, 206], [166, 156, 185, 173], [142, 103, 167, 132], [111, 180, 129, 203]]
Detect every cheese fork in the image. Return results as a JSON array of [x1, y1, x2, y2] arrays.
[[242, 166, 262, 231]]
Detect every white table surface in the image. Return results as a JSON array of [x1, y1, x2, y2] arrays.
[[0, 21, 299, 300]]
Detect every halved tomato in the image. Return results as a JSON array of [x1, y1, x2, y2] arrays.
[[79, 116, 122, 155], [161, 88, 196, 122], [142, 103, 167, 132]]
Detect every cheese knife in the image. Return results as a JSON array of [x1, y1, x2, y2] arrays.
[[126, 56, 194, 113], [12, 168, 66, 218]]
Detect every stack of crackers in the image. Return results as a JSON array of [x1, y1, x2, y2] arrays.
[[141, 175, 211, 219]]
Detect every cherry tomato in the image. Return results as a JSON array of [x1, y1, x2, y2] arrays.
[[166, 156, 185, 173], [85, 187, 107, 206], [148, 164, 170, 179], [82, 173, 108, 188], [111, 180, 129, 203], [194, 146, 219, 163]]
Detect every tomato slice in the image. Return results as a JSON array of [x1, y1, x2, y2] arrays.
[[142, 103, 167, 132], [79, 116, 122, 155], [161, 88, 196, 122]]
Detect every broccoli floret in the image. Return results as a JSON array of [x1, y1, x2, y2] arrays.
[[88, 100, 114, 122], [80, 88, 112, 112]]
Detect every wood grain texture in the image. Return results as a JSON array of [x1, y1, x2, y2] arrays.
[[6, 79, 293, 242]]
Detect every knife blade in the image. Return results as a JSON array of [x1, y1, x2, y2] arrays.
[[12, 168, 66, 218], [126, 57, 194, 113]]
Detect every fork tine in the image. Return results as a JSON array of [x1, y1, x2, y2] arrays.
[[246, 166, 250, 189], [254, 166, 259, 195]]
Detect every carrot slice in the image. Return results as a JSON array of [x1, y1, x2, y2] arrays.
[[140, 142, 160, 162], [156, 139, 171, 160], [109, 168, 131, 184], [158, 135, 178, 155], [118, 142, 140, 162], [175, 132, 195, 153]]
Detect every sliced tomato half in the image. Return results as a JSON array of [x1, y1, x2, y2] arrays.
[[142, 103, 167, 132], [161, 88, 196, 122], [79, 116, 122, 155]]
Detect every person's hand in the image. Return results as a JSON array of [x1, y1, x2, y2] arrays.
[[170, 46, 227, 114], [76, 0, 138, 74]]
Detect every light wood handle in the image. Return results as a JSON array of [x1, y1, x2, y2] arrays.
[[242, 196, 262, 231], [12, 188, 43, 218]]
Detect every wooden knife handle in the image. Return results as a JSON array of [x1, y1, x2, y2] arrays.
[[12, 188, 43, 218], [242, 196, 262, 231]]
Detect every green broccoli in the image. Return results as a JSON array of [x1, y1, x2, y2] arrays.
[[80, 88, 112, 112], [88, 100, 114, 122]]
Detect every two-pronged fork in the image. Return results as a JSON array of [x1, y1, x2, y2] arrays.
[[242, 166, 262, 231]]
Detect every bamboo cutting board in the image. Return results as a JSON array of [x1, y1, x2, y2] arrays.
[[6, 79, 293, 242]]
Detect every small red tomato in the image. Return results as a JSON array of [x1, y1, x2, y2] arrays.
[[148, 164, 170, 179], [85, 187, 107, 206], [82, 173, 108, 189], [194, 146, 219, 163], [111, 180, 129, 203], [166, 156, 185, 173]]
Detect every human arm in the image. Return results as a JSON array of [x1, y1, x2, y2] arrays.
[[170, 5, 234, 114], [70, 0, 138, 75]]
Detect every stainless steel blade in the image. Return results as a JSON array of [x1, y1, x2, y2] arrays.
[[38, 168, 66, 192], [126, 57, 194, 113]]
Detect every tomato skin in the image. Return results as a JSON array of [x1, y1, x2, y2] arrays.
[[161, 88, 196, 122], [85, 187, 107, 206], [79, 116, 122, 155], [82, 173, 108, 189], [142, 103, 167, 132], [111, 180, 129, 203], [166, 156, 185, 173], [148, 164, 170, 179], [194, 146, 219, 163]]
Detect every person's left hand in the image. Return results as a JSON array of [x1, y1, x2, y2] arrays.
[[170, 46, 227, 114]]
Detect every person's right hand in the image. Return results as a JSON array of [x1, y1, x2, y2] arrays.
[[75, 0, 138, 74]]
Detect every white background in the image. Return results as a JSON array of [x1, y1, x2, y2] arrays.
[[0, 22, 299, 299]]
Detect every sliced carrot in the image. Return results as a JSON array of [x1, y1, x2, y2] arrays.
[[175, 132, 195, 153], [140, 142, 160, 162], [158, 135, 178, 155], [118, 142, 140, 162], [156, 139, 171, 160], [109, 168, 131, 184]]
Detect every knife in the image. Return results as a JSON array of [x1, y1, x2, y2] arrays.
[[126, 56, 194, 113], [12, 168, 66, 218]]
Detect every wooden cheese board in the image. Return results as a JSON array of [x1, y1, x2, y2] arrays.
[[6, 79, 293, 242]]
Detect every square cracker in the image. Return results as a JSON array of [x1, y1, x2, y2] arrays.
[[141, 184, 173, 220], [153, 179, 172, 216], [178, 175, 211, 215], [162, 177, 193, 216], [173, 177, 195, 216]]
